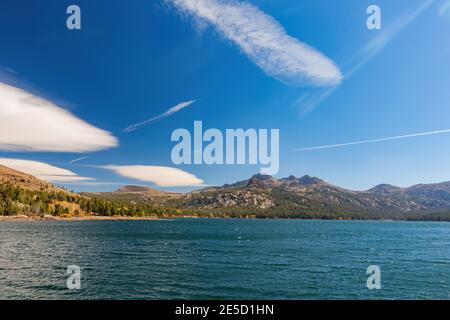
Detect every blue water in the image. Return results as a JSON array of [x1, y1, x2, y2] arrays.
[[0, 219, 449, 299]]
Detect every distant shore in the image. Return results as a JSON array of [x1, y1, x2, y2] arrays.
[[1, 214, 449, 223], [0, 214, 160, 221]]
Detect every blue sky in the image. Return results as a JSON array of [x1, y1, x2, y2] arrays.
[[0, 0, 450, 192]]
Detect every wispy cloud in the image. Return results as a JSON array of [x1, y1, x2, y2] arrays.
[[0, 66, 18, 82], [0, 158, 94, 183], [293, 87, 336, 116], [168, 0, 342, 87], [0, 82, 118, 152], [56, 181, 125, 187], [123, 100, 196, 133], [102, 164, 204, 187], [298, 0, 434, 114], [439, 0, 450, 16], [67, 156, 89, 164], [346, 0, 434, 78], [293, 128, 450, 152]]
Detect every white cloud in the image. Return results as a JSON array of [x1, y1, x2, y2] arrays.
[[0, 82, 119, 152], [168, 0, 342, 87], [0, 158, 94, 183], [124, 100, 196, 132], [103, 165, 204, 187]]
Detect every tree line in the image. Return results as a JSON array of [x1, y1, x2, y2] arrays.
[[0, 182, 174, 217]]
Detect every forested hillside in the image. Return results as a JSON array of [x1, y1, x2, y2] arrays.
[[3, 165, 450, 221]]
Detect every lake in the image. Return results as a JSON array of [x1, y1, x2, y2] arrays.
[[0, 219, 449, 299]]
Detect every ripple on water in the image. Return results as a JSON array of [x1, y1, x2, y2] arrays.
[[1, 219, 450, 299]]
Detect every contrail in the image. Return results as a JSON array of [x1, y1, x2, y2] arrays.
[[293, 129, 450, 151], [439, 0, 450, 16], [67, 156, 89, 164], [298, 0, 434, 115], [123, 100, 196, 133]]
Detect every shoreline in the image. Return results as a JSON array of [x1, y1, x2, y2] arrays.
[[0, 214, 160, 221], [0, 214, 449, 223]]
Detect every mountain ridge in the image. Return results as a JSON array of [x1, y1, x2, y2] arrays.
[[3, 165, 450, 220], [180, 173, 450, 213], [57, 172, 450, 213]]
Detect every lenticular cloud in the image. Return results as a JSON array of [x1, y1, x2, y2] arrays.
[[104, 165, 204, 187], [0, 82, 118, 152], [169, 0, 342, 87], [0, 158, 94, 183]]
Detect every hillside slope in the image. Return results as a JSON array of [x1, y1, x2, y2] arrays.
[[0, 166, 166, 217], [0, 164, 60, 192], [85, 185, 181, 204]]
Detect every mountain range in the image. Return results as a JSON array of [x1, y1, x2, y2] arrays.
[[99, 173, 450, 219], [3, 164, 450, 220]]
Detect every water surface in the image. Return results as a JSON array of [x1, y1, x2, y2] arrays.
[[0, 219, 449, 299]]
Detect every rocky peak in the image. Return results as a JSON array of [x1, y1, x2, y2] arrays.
[[368, 184, 402, 195], [297, 175, 325, 186], [250, 174, 274, 181], [246, 174, 272, 187]]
